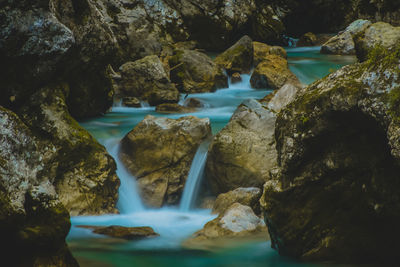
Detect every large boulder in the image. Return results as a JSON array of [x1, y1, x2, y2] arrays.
[[120, 115, 212, 207], [321, 19, 371, 55], [184, 203, 267, 249], [19, 85, 120, 216], [117, 55, 180, 106], [253, 41, 287, 66], [250, 55, 299, 90], [168, 49, 228, 93], [215, 35, 254, 74], [206, 99, 277, 194], [261, 45, 400, 263], [0, 106, 78, 266], [354, 22, 400, 62], [212, 187, 262, 215]]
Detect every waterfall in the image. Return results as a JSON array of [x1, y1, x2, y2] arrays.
[[104, 139, 144, 213], [180, 140, 210, 211]]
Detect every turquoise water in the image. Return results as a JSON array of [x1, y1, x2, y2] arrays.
[[69, 47, 356, 267]]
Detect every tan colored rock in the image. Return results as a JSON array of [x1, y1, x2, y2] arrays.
[[122, 97, 141, 107], [118, 55, 180, 106], [77, 225, 159, 240], [183, 98, 205, 108], [169, 49, 228, 93], [297, 32, 317, 47], [253, 41, 287, 66], [231, 72, 242, 84], [156, 103, 197, 114], [215, 35, 254, 74], [267, 83, 303, 112], [120, 115, 212, 207], [250, 55, 299, 90], [212, 187, 262, 215]]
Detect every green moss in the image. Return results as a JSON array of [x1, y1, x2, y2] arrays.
[[366, 43, 400, 72]]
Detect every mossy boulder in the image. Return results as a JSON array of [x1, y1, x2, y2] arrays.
[[250, 55, 299, 90], [354, 22, 400, 62], [169, 49, 228, 93], [19, 85, 120, 216], [0, 106, 78, 266], [253, 41, 287, 66], [321, 19, 371, 55], [215, 36, 254, 75], [120, 115, 212, 207], [118, 55, 180, 106], [156, 103, 197, 114], [261, 45, 400, 263]]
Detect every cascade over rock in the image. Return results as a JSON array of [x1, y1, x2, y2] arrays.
[[261, 45, 400, 263], [120, 115, 212, 207]]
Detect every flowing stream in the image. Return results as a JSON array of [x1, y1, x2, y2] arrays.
[[67, 47, 355, 266]]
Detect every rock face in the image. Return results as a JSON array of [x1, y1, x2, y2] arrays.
[[321, 19, 371, 55], [206, 99, 277, 194], [250, 55, 299, 90], [169, 49, 228, 93], [19, 85, 120, 216], [215, 36, 254, 74], [120, 115, 212, 207], [354, 22, 400, 62], [77, 225, 159, 240], [253, 41, 287, 66], [0, 106, 78, 266], [261, 46, 400, 263], [118, 55, 180, 106], [185, 203, 267, 248], [212, 188, 262, 215]]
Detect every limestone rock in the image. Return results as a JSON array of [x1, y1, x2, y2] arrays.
[[19, 85, 120, 216], [354, 22, 400, 61], [250, 55, 299, 90], [206, 99, 277, 194], [169, 49, 228, 93], [261, 45, 400, 263], [120, 115, 212, 207], [183, 98, 205, 108], [118, 55, 180, 106], [215, 36, 254, 74], [77, 225, 159, 240], [122, 97, 141, 108], [212, 188, 262, 215], [297, 32, 317, 47], [156, 103, 197, 114], [231, 73, 242, 84], [253, 42, 287, 66], [321, 19, 371, 55]]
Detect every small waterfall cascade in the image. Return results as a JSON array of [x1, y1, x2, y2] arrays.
[[180, 140, 210, 211], [104, 139, 144, 213]]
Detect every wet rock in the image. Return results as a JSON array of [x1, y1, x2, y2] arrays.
[[120, 115, 212, 207], [250, 55, 299, 90], [77, 225, 159, 240], [156, 103, 197, 114], [122, 97, 141, 108], [169, 49, 228, 93], [354, 21, 400, 61], [183, 98, 205, 108], [19, 85, 120, 216], [206, 99, 277, 194], [215, 36, 254, 74], [231, 73, 242, 84], [266, 83, 303, 112], [297, 32, 317, 47], [118, 55, 180, 106], [321, 19, 371, 55], [184, 203, 267, 249], [261, 45, 400, 263], [253, 42, 287, 66], [0, 106, 78, 266], [212, 188, 262, 215]]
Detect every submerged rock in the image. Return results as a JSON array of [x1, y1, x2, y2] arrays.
[[212, 188, 262, 215], [215, 36, 254, 74], [78, 225, 159, 240], [118, 55, 180, 106], [354, 21, 400, 61], [120, 115, 212, 207], [156, 103, 197, 114], [0, 106, 78, 266], [253, 42, 287, 66], [184, 203, 267, 249], [261, 45, 400, 263], [183, 98, 205, 108], [321, 19, 371, 55], [250, 55, 299, 90], [169, 49, 228, 93]]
